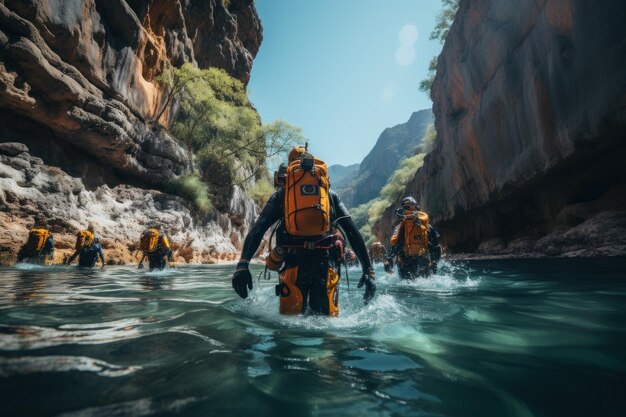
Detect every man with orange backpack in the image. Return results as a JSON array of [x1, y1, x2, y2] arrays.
[[17, 220, 54, 264], [389, 196, 441, 279], [66, 224, 105, 268], [232, 146, 375, 316], [137, 226, 173, 271]]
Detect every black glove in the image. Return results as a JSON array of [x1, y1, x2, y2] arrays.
[[358, 269, 376, 305], [232, 261, 253, 299]]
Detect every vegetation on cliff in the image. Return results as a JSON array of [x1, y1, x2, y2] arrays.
[[156, 64, 303, 210], [419, 0, 459, 95], [335, 110, 433, 208], [351, 125, 436, 244]]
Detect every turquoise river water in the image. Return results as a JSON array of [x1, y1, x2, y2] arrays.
[[0, 258, 625, 417]]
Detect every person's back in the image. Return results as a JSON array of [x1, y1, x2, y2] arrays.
[[77, 241, 105, 267], [17, 224, 54, 264], [138, 228, 173, 271], [67, 225, 105, 268], [232, 146, 376, 316], [390, 196, 441, 278]]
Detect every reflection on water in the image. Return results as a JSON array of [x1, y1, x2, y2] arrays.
[[0, 259, 625, 417]]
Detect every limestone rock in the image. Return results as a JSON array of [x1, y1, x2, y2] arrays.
[[0, 148, 253, 265]]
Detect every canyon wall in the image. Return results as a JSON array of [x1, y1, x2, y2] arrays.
[[374, 0, 626, 257], [0, 0, 263, 265], [337, 109, 432, 208]]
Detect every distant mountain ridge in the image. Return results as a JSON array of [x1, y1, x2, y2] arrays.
[[328, 163, 360, 187], [336, 109, 433, 208]]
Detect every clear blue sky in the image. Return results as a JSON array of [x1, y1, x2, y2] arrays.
[[248, 0, 443, 166]]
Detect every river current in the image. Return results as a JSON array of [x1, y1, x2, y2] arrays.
[[0, 258, 625, 417]]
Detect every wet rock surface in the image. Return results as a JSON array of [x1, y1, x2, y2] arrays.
[[374, 0, 626, 257]]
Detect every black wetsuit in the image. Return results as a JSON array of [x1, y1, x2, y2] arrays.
[[68, 243, 105, 267], [144, 243, 172, 271], [392, 224, 442, 279], [240, 188, 372, 315]]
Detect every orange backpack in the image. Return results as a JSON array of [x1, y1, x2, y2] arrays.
[[25, 228, 49, 254], [75, 230, 95, 250], [139, 229, 160, 253], [283, 153, 331, 237], [401, 211, 430, 257]]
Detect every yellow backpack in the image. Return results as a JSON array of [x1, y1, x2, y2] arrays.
[[26, 228, 49, 253], [140, 229, 160, 253], [401, 211, 430, 257], [283, 153, 331, 237], [75, 230, 95, 250]]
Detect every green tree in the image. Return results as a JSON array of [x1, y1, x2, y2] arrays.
[[263, 119, 306, 173], [155, 64, 306, 209], [429, 0, 460, 44], [419, 0, 460, 95]]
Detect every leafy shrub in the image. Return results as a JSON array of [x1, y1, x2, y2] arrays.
[[250, 175, 274, 207], [380, 154, 425, 202], [419, 0, 460, 95], [156, 64, 306, 209], [421, 124, 437, 153], [168, 174, 213, 214], [350, 153, 427, 242]]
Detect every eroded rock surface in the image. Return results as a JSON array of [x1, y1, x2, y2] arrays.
[[0, 0, 261, 185], [374, 0, 626, 257], [0, 144, 253, 265], [0, 0, 262, 265]]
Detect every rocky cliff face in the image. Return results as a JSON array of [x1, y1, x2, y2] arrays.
[[337, 109, 432, 208], [328, 163, 359, 187], [374, 0, 626, 257], [0, 0, 262, 265]]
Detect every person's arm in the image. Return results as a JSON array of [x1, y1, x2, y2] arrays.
[[138, 253, 146, 269], [429, 225, 441, 261], [389, 223, 403, 257], [337, 217, 372, 272], [331, 191, 375, 304], [44, 236, 54, 260], [67, 250, 79, 265], [232, 191, 283, 298], [97, 245, 105, 267], [161, 236, 174, 261], [239, 191, 283, 263]]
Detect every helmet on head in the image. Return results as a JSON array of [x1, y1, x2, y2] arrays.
[[288, 146, 306, 163], [274, 163, 287, 188], [87, 223, 95, 233], [401, 196, 418, 209]]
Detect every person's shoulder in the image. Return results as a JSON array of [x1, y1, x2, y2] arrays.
[[266, 189, 283, 206], [329, 189, 343, 205]]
